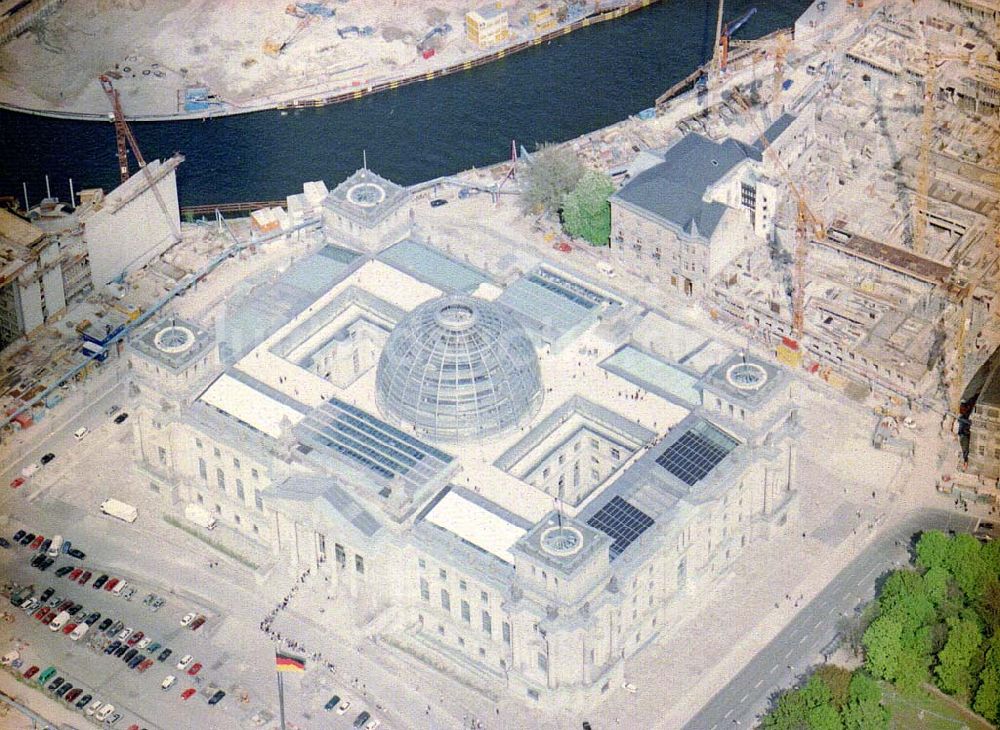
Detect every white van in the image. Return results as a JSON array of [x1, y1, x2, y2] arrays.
[[47, 535, 63, 558], [112, 580, 128, 596], [48, 610, 71, 631], [70, 623, 89, 641], [73, 427, 88, 441]]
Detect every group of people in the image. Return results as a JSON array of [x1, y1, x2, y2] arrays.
[[256, 569, 337, 673]]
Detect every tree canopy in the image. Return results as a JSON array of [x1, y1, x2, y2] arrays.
[[518, 144, 584, 216], [561, 170, 614, 246]]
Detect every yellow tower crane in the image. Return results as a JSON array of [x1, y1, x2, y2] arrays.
[[771, 33, 791, 118]]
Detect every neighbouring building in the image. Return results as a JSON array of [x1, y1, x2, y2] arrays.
[[466, 4, 509, 48], [969, 358, 1000, 479]]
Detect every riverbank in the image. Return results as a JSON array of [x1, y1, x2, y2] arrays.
[[0, 0, 660, 122]]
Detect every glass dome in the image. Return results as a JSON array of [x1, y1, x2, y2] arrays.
[[375, 294, 543, 442]]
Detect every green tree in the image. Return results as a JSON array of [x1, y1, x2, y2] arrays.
[[974, 654, 1000, 722], [561, 169, 614, 246], [519, 144, 584, 216], [807, 703, 843, 730], [935, 616, 984, 697], [815, 665, 853, 710], [842, 671, 890, 730], [916, 530, 951, 572], [977, 578, 1000, 636], [924, 565, 951, 607], [863, 615, 903, 682], [947, 534, 987, 600]]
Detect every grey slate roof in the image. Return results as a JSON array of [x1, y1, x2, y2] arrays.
[[610, 133, 757, 241]]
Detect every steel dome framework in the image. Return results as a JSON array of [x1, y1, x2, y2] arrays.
[[375, 295, 543, 442]]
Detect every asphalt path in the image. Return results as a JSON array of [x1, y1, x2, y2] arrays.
[[681, 508, 978, 730]]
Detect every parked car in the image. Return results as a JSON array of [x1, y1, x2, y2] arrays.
[[137, 636, 151, 650], [117, 627, 132, 641], [122, 648, 137, 664], [61, 539, 71, 554], [84, 699, 102, 716], [150, 596, 165, 611], [73, 427, 89, 441], [39, 588, 54, 602], [113, 645, 128, 658], [39, 539, 51, 554], [77, 570, 92, 585], [95, 704, 115, 721], [54, 682, 72, 698], [37, 666, 57, 685], [68, 568, 82, 581], [161, 675, 176, 690], [108, 711, 122, 725], [430, 198, 448, 207], [127, 654, 144, 669], [122, 586, 136, 600], [104, 578, 119, 592], [12, 530, 25, 542], [127, 630, 144, 647], [98, 618, 113, 632], [40, 453, 55, 465], [64, 687, 82, 703], [85, 612, 101, 626], [9, 477, 25, 489], [114, 413, 129, 425], [104, 640, 121, 655], [21, 463, 39, 479], [137, 658, 154, 673], [181, 688, 196, 700], [187, 662, 202, 676], [0, 537, 10, 548], [189, 615, 206, 631], [23, 665, 39, 679], [324, 695, 342, 711], [208, 690, 226, 706], [179, 612, 196, 627], [75, 693, 93, 709], [38, 557, 54, 571], [146, 641, 161, 654], [157, 648, 172, 662], [107, 405, 120, 417], [19, 532, 34, 546], [47, 676, 64, 692], [176, 654, 192, 670], [29, 535, 44, 550], [55, 566, 73, 578], [337, 700, 352, 715], [92, 574, 108, 590], [353, 711, 371, 729], [67, 548, 85, 560]]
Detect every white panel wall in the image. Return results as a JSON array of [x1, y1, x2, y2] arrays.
[[41, 265, 66, 318], [85, 164, 180, 288], [17, 280, 43, 333]]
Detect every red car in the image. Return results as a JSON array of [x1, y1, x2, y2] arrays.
[[190, 615, 206, 631], [129, 725, 140, 730], [40, 612, 55, 626], [62, 622, 78, 635], [33, 607, 48, 620], [103, 578, 119, 592], [181, 688, 196, 700], [187, 663, 202, 676], [126, 631, 144, 647], [68, 568, 82, 581], [137, 659, 154, 673], [9, 477, 25, 489], [77, 571, 92, 586], [553, 241, 572, 253], [29, 535, 44, 550], [57, 600, 72, 612], [23, 665, 39, 679]]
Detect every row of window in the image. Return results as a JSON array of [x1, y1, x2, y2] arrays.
[[419, 559, 492, 605], [194, 437, 261, 480], [197, 457, 265, 511], [192, 491, 261, 535]]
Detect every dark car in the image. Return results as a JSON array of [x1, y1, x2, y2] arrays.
[[127, 654, 144, 669], [55, 566, 73, 577], [208, 690, 226, 706], [146, 642, 161, 654], [98, 618, 113, 632], [92, 574, 109, 590], [77, 570, 92, 585], [108, 620, 124, 636], [19, 532, 34, 546], [67, 548, 85, 560], [61, 539, 72, 554], [114, 644, 128, 658], [13, 530, 25, 543], [54, 682, 72, 698], [39, 539, 50, 554], [324, 695, 341, 711], [114, 413, 129, 424], [39, 557, 54, 571], [353, 711, 371, 729], [189, 616, 206, 631], [85, 612, 101, 626], [64, 687, 82, 703], [157, 648, 172, 662], [430, 198, 448, 207], [105, 640, 121, 655], [40, 453, 55, 465], [30, 554, 44, 568], [122, 648, 137, 663], [39, 588, 54, 602], [47, 676, 64, 692], [0, 537, 10, 549], [75, 693, 92, 709]]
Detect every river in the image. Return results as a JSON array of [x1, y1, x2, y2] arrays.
[[0, 0, 810, 208]]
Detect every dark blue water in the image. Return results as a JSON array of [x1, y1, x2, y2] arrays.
[[0, 0, 808, 208]]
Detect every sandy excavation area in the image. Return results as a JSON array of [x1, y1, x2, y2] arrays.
[[0, 0, 551, 118]]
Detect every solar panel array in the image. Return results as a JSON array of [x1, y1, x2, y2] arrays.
[[587, 495, 655, 560], [655, 419, 739, 486]]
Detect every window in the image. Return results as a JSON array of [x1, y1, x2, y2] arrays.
[[149, 481, 159, 493], [214, 503, 222, 514], [213, 447, 221, 458], [482, 610, 492, 635], [236, 479, 245, 501], [438, 624, 445, 636], [479, 647, 486, 658], [537, 652, 548, 672], [440, 589, 450, 612], [418, 558, 426, 569], [458, 637, 465, 647], [234, 514, 241, 525], [251, 468, 259, 480], [196, 492, 203, 504], [195, 438, 203, 449], [610, 447, 620, 460], [335, 544, 346, 567], [355, 555, 365, 574], [502, 622, 511, 644], [198, 458, 207, 480], [253, 524, 259, 535], [558, 454, 565, 465], [542, 467, 550, 479], [459, 579, 467, 591], [157, 446, 167, 464], [590, 438, 600, 450], [233, 457, 240, 470], [591, 468, 600, 481], [439, 568, 447, 580], [254, 488, 264, 511], [216, 468, 225, 491], [481, 591, 489, 604], [461, 600, 470, 623]]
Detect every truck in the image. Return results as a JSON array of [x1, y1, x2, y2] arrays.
[[9, 585, 33, 606], [47, 535, 63, 558], [100, 498, 138, 523], [185, 503, 217, 530]]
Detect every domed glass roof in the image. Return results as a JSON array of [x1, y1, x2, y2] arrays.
[[375, 294, 543, 442]]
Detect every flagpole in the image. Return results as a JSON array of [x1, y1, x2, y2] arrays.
[[276, 656, 287, 730]]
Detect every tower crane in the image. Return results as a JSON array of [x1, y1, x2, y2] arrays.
[[718, 8, 757, 75], [98, 75, 181, 244], [771, 32, 791, 118]]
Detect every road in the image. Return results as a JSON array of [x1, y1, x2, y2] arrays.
[[681, 508, 978, 730]]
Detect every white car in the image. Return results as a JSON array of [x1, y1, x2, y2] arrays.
[[336, 700, 351, 715], [112, 580, 128, 596], [176, 654, 193, 670], [137, 637, 151, 650], [161, 675, 176, 690], [73, 426, 88, 441], [95, 704, 115, 721], [180, 612, 196, 627], [85, 700, 103, 716], [622, 682, 638, 694], [365, 720, 381, 730], [20, 463, 39, 479], [117, 627, 133, 641]]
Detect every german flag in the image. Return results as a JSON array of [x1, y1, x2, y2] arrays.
[[275, 650, 306, 673]]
